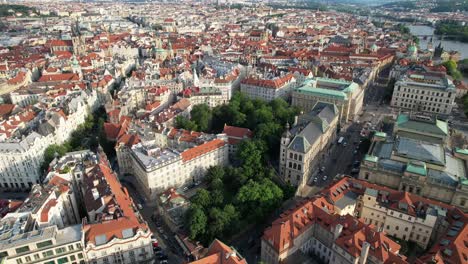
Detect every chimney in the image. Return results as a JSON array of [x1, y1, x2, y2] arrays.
[[334, 224, 343, 240], [359, 241, 370, 264]]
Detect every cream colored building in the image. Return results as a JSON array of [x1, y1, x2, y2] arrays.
[[240, 74, 297, 102], [261, 192, 406, 264], [279, 102, 339, 187], [357, 188, 437, 249], [0, 219, 85, 264], [390, 72, 456, 115], [129, 136, 229, 200], [292, 77, 364, 125], [359, 114, 468, 212]]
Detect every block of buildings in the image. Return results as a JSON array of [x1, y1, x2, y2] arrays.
[[390, 71, 456, 115], [188, 239, 247, 264], [359, 114, 468, 212], [261, 176, 468, 264], [292, 77, 364, 125], [121, 129, 229, 200], [0, 149, 153, 264], [240, 73, 296, 102], [261, 186, 407, 264], [158, 188, 190, 232], [279, 102, 339, 187], [179, 86, 225, 108], [222, 124, 253, 156], [0, 220, 85, 264]]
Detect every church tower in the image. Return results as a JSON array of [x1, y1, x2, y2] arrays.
[[279, 123, 292, 179], [71, 20, 86, 56]]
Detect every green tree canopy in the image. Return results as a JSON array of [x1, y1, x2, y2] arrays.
[[190, 104, 213, 131], [192, 189, 212, 208], [186, 205, 207, 240]]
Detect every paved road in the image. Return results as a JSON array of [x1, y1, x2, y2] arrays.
[[304, 68, 393, 193], [121, 179, 186, 264]]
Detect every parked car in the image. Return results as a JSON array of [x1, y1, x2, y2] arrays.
[[322, 175, 328, 180], [136, 203, 143, 210]]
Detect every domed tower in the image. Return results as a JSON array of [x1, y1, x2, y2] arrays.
[[70, 55, 82, 78], [279, 123, 292, 178], [407, 44, 418, 61]]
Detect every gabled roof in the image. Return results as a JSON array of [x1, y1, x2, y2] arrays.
[[189, 239, 246, 264], [396, 114, 448, 136]]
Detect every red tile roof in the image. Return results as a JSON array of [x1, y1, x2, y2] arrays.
[[38, 73, 79, 82], [82, 161, 150, 246], [222, 125, 253, 140], [263, 178, 409, 263], [189, 239, 247, 264], [241, 73, 295, 89], [40, 199, 58, 222], [181, 139, 225, 162], [0, 104, 15, 118], [49, 39, 73, 47]]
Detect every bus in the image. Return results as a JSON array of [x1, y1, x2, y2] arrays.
[[337, 137, 344, 144]]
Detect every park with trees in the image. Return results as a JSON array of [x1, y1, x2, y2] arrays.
[[182, 92, 299, 245]]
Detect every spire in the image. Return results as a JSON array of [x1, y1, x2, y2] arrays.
[[282, 122, 291, 138]]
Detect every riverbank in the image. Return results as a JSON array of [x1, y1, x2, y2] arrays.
[[408, 24, 468, 59]]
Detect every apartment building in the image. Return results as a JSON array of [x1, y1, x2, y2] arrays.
[[179, 86, 225, 108], [189, 239, 246, 264], [0, 221, 85, 264], [81, 152, 154, 264], [222, 125, 253, 156], [390, 71, 456, 115], [292, 77, 364, 125], [262, 176, 468, 264], [261, 194, 407, 264], [122, 128, 229, 199], [359, 114, 468, 212], [328, 177, 468, 259], [279, 102, 339, 187], [240, 73, 297, 101], [0, 90, 99, 191]]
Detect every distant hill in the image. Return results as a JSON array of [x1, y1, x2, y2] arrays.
[[378, 0, 468, 12]]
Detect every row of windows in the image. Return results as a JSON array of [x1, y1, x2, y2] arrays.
[[396, 86, 452, 98], [395, 102, 448, 113], [395, 93, 451, 103], [15, 251, 83, 264], [289, 152, 303, 161], [288, 162, 302, 171]]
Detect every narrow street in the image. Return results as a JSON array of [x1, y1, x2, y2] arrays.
[[121, 179, 186, 264]]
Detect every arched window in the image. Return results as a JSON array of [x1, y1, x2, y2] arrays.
[[293, 163, 297, 169], [294, 154, 298, 160], [298, 164, 302, 171]]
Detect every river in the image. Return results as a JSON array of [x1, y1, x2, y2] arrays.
[[408, 25, 468, 60]]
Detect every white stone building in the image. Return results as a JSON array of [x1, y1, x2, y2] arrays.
[[240, 73, 297, 101], [390, 71, 456, 115]]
